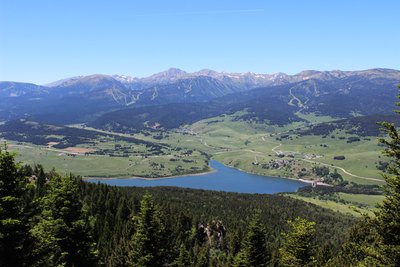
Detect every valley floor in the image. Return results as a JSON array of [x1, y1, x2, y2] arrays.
[[3, 112, 388, 215]]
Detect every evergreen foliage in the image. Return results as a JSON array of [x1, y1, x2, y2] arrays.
[[375, 84, 400, 265], [195, 245, 210, 267], [234, 211, 269, 266], [172, 244, 192, 267], [0, 145, 29, 266], [279, 217, 316, 266], [128, 193, 165, 267], [330, 85, 400, 266], [30, 174, 98, 266], [330, 216, 388, 266], [79, 184, 353, 266]]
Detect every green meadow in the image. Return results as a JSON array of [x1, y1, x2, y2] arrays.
[[6, 113, 387, 184], [4, 112, 390, 215]]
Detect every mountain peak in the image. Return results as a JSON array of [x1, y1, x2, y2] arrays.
[[112, 74, 137, 84], [143, 68, 188, 84], [195, 69, 219, 76], [44, 76, 83, 87], [296, 70, 321, 76], [159, 68, 187, 77]]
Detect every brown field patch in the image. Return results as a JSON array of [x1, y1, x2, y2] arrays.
[[47, 142, 60, 147], [63, 147, 96, 154]]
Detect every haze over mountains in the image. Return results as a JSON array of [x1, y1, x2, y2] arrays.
[[1, 68, 399, 129]]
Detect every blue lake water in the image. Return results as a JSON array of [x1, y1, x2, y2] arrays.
[[86, 160, 307, 194]]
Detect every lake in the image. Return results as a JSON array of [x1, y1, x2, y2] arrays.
[[86, 160, 307, 194]]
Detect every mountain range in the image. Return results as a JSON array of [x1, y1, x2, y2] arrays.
[[1, 68, 399, 129]]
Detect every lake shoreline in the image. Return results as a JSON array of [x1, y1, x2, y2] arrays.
[[83, 160, 312, 185], [83, 168, 216, 181], [299, 179, 332, 187], [231, 165, 309, 184], [84, 160, 307, 194]]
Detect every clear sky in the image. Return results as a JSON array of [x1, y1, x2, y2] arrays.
[[0, 0, 399, 84]]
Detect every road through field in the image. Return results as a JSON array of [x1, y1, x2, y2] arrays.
[[264, 136, 383, 182]]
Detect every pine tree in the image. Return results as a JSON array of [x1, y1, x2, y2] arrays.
[[375, 84, 400, 265], [33, 164, 47, 197], [229, 229, 241, 256], [279, 217, 316, 267], [329, 85, 400, 266], [195, 245, 210, 267], [172, 243, 191, 267], [233, 251, 249, 267], [0, 146, 29, 266], [31, 174, 98, 266], [128, 193, 165, 267], [329, 216, 387, 267], [234, 210, 269, 267]]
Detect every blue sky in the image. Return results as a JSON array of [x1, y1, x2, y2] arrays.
[[0, 0, 399, 84]]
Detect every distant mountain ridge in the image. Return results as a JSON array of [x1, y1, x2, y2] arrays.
[[42, 67, 400, 90], [1, 68, 399, 124], [89, 68, 400, 132]]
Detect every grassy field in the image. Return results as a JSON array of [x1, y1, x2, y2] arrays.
[[295, 112, 339, 124], [275, 133, 386, 184], [77, 112, 386, 185], [286, 194, 373, 217], [3, 112, 390, 215], [284, 192, 384, 217], [3, 111, 389, 185], [178, 115, 387, 185], [337, 192, 384, 207], [7, 140, 209, 178]]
